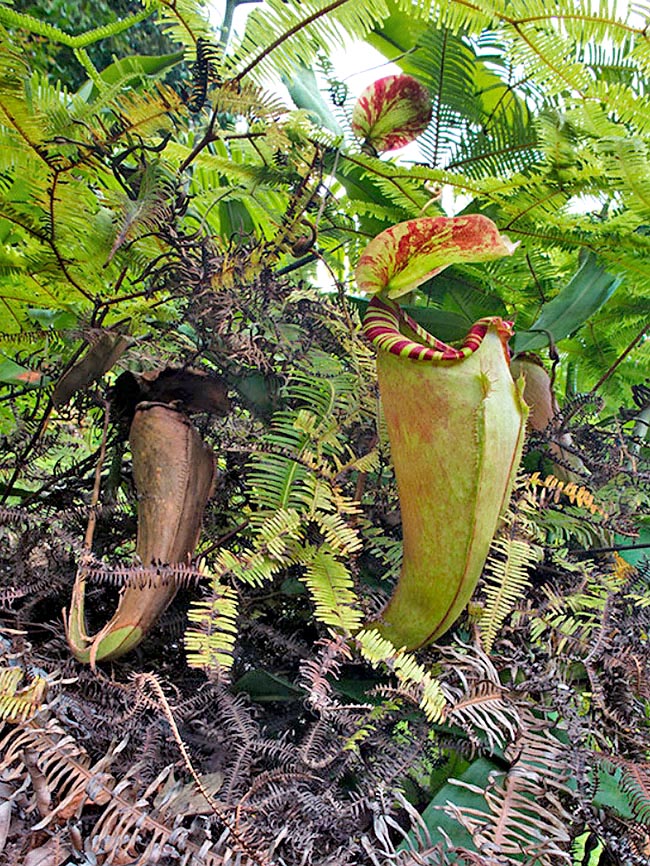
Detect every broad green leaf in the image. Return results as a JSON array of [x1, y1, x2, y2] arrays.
[[350, 297, 469, 342], [390, 304, 469, 343], [100, 52, 184, 84], [0, 358, 47, 387], [232, 670, 304, 702], [78, 52, 184, 99], [572, 832, 603, 866], [355, 214, 518, 299], [592, 765, 635, 820], [225, 369, 284, 420], [615, 523, 650, 566], [284, 65, 343, 136], [0, 403, 15, 435], [27, 307, 78, 329], [424, 270, 509, 323], [400, 757, 503, 852], [513, 253, 623, 353], [218, 197, 255, 237], [365, 3, 426, 75]]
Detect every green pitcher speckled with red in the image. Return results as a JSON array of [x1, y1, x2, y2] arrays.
[[356, 214, 527, 649]]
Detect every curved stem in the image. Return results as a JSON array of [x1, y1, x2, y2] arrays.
[[0, 5, 152, 49], [233, 0, 353, 82]]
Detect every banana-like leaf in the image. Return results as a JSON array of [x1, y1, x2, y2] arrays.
[[355, 214, 518, 299], [351, 74, 432, 152], [400, 757, 501, 851], [66, 402, 214, 664], [77, 52, 184, 101], [283, 64, 344, 135], [363, 297, 527, 649], [232, 670, 304, 702], [513, 252, 623, 353], [350, 296, 469, 342], [351, 267, 509, 342]]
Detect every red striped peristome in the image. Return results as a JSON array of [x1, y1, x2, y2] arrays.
[[362, 295, 514, 362]]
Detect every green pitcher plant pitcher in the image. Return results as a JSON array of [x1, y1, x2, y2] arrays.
[[357, 214, 528, 650]]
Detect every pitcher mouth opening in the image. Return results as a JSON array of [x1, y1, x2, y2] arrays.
[[362, 295, 514, 363]]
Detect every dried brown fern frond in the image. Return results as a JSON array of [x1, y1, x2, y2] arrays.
[[0, 696, 268, 865], [443, 717, 573, 865], [438, 642, 521, 755], [0, 711, 117, 830], [85, 763, 228, 866], [299, 633, 353, 713]]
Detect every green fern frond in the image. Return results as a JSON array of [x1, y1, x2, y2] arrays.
[[251, 508, 303, 562], [479, 535, 542, 654], [529, 565, 624, 651], [111, 82, 183, 139], [106, 160, 177, 262], [626, 592, 650, 609], [165, 140, 263, 188], [598, 136, 650, 219], [142, 0, 213, 49], [185, 572, 239, 673], [227, 0, 392, 84], [248, 371, 361, 512], [364, 526, 402, 580], [247, 452, 312, 512], [508, 25, 592, 99], [0, 3, 152, 51], [407, 28, 481, 170], [445, 103, 539, 179], [336, 448, 378, 475], [356, 629, 446, 722], [314, 510, 362, 555], [0, 57, 50, 158], [340, 197, 406, 227], [301, 548, 363, 632], [419, 0, 497, 35], [212, 547, 281, 588], [586, 81, 650, 134]]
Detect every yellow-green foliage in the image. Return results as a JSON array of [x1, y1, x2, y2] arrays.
[[184, 568, 240, 672], [479, 535, 542, 654], [530, 564, 627, 653], [0, 665, 47, 723], [356, 629, 446, 722]]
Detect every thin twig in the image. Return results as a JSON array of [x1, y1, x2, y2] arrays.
[[572, 542, 650, 559], [135, 672, 269, 866], [589, 322, 650, 396], [84, 401, 111, 550], [200, 519, 249, 557]]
